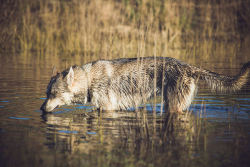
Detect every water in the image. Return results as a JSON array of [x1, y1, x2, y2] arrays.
[[0, 54, 250, 167]]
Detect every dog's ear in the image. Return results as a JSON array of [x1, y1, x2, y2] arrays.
[[66, 67, 74, 86]]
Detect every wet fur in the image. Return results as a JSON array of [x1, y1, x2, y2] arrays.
[[41, 57, 250, 112]]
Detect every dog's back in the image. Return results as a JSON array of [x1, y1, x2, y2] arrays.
[[87, 57, 249, 111]]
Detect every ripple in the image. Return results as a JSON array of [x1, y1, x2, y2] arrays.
[[86, 131, 97, 135], [51, 108, 74, 114], [39, 98, 47, 100], [9, 116, 31, 120], [75, 105, 93, 110], [58, 130, 78, 134]]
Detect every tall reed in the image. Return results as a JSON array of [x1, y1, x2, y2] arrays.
[[1, 0, 249, 67]]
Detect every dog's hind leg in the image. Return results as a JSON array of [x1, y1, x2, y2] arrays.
[[164, 78, 197, 113], [181, 79, 197, 111]]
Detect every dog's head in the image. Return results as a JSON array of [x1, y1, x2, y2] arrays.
[[41, 66, 89, 112]]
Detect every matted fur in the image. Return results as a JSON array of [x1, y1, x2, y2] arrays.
[[41, 57, 250, 113]]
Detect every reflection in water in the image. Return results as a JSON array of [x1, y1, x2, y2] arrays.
[[42, 109, 189, 153], [38, 101, 250, 167]]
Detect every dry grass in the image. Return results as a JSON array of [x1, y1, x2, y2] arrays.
[[1, 0, 249, 68]]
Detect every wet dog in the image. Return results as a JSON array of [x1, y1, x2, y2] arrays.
[[41, 57, 250, 113]]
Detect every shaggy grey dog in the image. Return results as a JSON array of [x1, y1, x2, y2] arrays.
[[41, 57, 250, 113]]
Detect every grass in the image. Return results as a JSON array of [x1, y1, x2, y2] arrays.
[[1, 0, 249, 69]]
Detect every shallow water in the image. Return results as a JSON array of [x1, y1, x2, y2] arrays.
[[0, 54, 250, 167]]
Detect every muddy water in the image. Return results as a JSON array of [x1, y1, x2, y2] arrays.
[[0, 54, 249, 167]]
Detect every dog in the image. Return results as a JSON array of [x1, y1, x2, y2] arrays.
[[40, 57, 250, 113]]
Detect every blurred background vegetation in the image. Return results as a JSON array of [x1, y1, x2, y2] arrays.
[[0, 0, 250, 66]]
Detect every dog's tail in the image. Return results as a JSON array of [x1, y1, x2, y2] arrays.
[[195, 61, 250, 93]]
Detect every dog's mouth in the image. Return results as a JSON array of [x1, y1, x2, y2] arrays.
[[40, 96, 69, 112]]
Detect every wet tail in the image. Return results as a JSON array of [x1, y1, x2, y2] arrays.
[[196, 62, 250, 93]]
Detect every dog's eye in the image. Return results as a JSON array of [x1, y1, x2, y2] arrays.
[[54, 90, 61, 95]]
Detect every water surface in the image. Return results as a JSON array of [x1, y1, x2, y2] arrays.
[[0, 54, 249, 167]]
